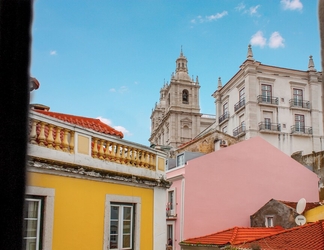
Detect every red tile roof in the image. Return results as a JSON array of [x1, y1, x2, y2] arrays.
[[181, 226, 284, 246], [278, 200, 321, 212], [236, 221, 324, 250], [32, 108, 123, 138]]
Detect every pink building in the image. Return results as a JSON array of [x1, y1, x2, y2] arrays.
[[166, 137, 319, 250]]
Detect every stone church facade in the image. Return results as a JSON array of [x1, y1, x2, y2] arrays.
[[149, 50, 215, 149]]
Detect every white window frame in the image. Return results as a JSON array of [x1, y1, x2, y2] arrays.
[[167, 188, 176, 216], [110, 204, 134, 249], [176, 154, 185, 167], [25, 186, 55, 250], [24, 197, 42, 250], [104, 195, 141, 250], [265, 215, 274, 227]]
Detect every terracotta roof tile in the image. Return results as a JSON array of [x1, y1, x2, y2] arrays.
[[236, 221, 324, 250], [33, 109, 123, 138], [278, 200, 321, 212], [182, 226, 284, 246]]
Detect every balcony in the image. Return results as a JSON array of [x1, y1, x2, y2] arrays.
[[233, 124, 245, 137], [234, 98, 245, 113], [28, 111, 166, 182], [289, 99, 311, 109], [259, 122, 281, 132], [290, 125, 313, 135], [257, 95, 278, 105], [218, 112, 229, 125]]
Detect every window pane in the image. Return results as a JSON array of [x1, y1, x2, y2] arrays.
[[24, 220, 38, 237], [123, 207, 132, 220], [111, 206, 119, 219], [110, 235, 118, 249], [24, 200, 39, 218], [123, 221, 131, 234], [23, 239, 37, 250], [123, 235, 131, 248], [110, 221, 118, 234]]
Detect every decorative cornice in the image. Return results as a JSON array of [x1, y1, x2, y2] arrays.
[[27, 158, 171, 189]]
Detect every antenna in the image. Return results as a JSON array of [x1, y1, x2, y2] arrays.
[[295, 198, 307, 226], [296, 198, 306, 214]]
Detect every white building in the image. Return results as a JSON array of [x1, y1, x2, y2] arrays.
[[213, 45, 323, 155], [149, 49, 215, 149]]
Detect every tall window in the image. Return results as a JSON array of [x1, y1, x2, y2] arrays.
[[110, 204, 134, 249], [182, 90, 189, 104], [295, 114, 305, 132], [261, 84, 272, 103], [167, 224, 174, 249], [177, 153, 185, 167], [264, 118, 271, 130], [223, 102, 228, 114], [239, 88, 245, 101], [293, 89, 303, 107], [23, 197, 43, 250]]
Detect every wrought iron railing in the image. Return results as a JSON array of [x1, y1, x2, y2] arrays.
[[289, 99, 311, 109], [257, 95, 278, 105], [218, 112, 229, 124], [233, 124, 245, 137], [234, 98, 245, 112], [290, 125, 313, 135], [258, 122, 281, 132]]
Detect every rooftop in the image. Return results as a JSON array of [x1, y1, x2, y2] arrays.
[[181, 226, 284, 246], [30, 104, 123, 138], [236, 221, 324, 250]]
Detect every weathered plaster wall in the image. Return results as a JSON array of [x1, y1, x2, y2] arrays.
[[175, 130, 238, 155], [250, 200, 298, 229], [292, 151, 324, 200]]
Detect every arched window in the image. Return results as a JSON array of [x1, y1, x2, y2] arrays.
[[182, 89, 189, 104], [168, 93, 170, 105]]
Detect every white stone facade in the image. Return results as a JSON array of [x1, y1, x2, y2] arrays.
[[149, 50, 215, 148], [213, 45, 323, 155]]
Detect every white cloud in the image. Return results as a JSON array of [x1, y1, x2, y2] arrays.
[[97, 117, 112, 126], [249, 5, 260, 15], [205, 11, 228, 21], [113, 126, 131, 136], [250, 31, 267, 48], [235, 3, 245, 12], [97, 117, 132, 136], [50, 50, 57, 55], [109, 86, 129, 94], [119, 86, 128, 93], [191, 11, 228, 24], [281, 0, 303, 11], [269, 32, 285, 48]]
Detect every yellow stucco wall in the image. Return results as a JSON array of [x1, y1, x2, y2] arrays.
[[304, 205, 324, 222], [27, 171, 154, 250]]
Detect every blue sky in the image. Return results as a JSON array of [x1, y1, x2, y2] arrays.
[[31, 0, 321, 146]]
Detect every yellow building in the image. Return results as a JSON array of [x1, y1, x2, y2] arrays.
[[25, 105, 169, 250]]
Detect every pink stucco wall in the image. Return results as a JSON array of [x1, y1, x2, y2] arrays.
[[183, 137, 319, 239], [166, 166, 185, 250]]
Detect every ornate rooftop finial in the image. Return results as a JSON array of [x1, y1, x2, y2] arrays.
[[180, 45, 183, 57], [247, 44, 254, 60], [218, 77, 222, 89], [308, 55, 316, 71], [196, 76, 199, 84]]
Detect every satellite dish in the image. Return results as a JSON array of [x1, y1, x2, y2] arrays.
[[296, 198, 306, 214], [295, 214, 306, 225]]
